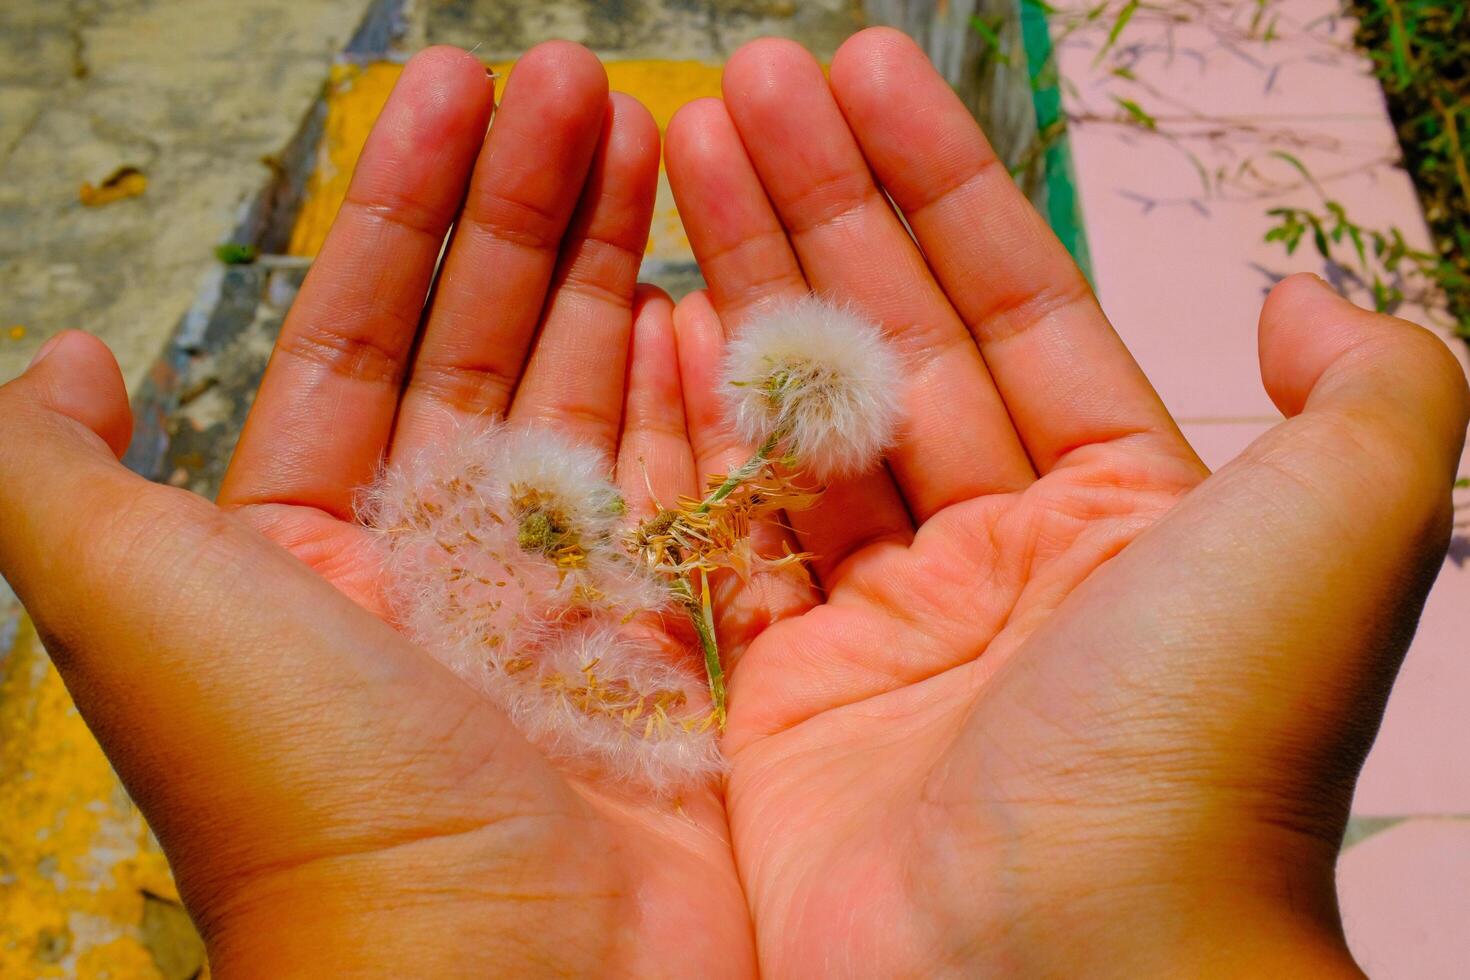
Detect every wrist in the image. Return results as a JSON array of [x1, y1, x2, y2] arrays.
[[1006, 834, 1361, 977], [919, 800, 1361, 977]]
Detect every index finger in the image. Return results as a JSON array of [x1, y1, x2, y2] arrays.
[[220, 47, 496, 518]]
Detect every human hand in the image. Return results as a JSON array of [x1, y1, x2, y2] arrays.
[[0, 44, 757, 976], [663, 28, 1469, 976], [3, 30, 1465, 979]]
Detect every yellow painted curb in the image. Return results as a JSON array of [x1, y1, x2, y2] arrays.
[[290, 59, 726, 262], [0, 618, 204, 978]]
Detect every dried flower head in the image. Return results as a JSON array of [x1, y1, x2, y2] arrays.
[[494, 622, 723, 792], [721, 295, 903, 480], [360, 420, 719, 795], [361, 421, 664, 672], [632, 474, 815, 585]]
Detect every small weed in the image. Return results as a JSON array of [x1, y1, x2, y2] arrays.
[[980, 0, 1468, 338], [1347, 1, 1469, 337]]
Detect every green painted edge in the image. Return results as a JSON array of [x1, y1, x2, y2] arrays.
[[1017, 0, 1094, 283]]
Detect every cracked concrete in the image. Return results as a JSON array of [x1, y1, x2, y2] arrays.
[[0, 0, 374, 386]]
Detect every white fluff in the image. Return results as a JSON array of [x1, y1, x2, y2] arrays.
[[489, 622, 723, 790], [361, 420, 719, 795], [721, 295, 903, 480], [362, 421, 665, 669]]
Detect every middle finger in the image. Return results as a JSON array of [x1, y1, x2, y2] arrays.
[[508, 92, 661, 458], [390, 41, 609, 461], [720, 39, 1036, 520], [666, 100, 915, 586]]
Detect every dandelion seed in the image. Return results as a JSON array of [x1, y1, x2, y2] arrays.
[[489, 622, 723, 794], [721, 295, 903, 481], [360, 418, 723, 794], [360, 419, 666, 674]]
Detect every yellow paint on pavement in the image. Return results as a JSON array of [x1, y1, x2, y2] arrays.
[[0, 619, 204, 978], [289, 59, 725, 261]]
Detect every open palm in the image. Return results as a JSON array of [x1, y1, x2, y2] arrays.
[[665, 30, 1467, 976], [210, 43, 766, 975], [0, 44, 753, 976], [0, 29, 1463, 980]]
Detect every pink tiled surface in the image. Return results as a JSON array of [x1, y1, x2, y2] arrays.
[[1179, 420, 1273, 471], [1340, 820, 1470, 977], [1355, 549, 1470, 816], [1056, 1, 1388, 123], [1352, 433, 1470, 816], [1076, 134, 1436, 420], [1053, 0, 1470, 962], [1053, 0, 1459, 422]]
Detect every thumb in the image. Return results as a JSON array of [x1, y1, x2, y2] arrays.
[[0, 330, 137, 593], [0, 334, 556, 928], [967, 274, 1467, 848], [11, 329, 133, 458], [1261, 273, 1470, 456]]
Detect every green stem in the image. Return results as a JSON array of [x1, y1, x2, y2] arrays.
[[1432, 95, 1470, 216], [674, 572, 725, 726], [695, 432, 780, 514], [672, 429, 782, 727]]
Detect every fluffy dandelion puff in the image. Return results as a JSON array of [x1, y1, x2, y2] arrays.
[[721, 295, 903, 480], [361, 420, 666, 674], [360, 420, 719, 794], [490, 621, 723, 793]]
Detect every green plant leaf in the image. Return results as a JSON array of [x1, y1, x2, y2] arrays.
[[1347, 224, 1367, 270], [214, 243, 258, 265], [1269, 150, 1324, 196], [970, 15, 1011, 65], [1113, 96, 1156, 130], [1386, 2, 1412, 89], [1093, 0, 1139, 66], [1306, 213, 1330, 258]]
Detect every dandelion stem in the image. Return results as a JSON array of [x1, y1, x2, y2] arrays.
[[655, 431, 784, 729], [672, 571, 726, 728], [681, 432, 780, 728], [696, 432, 781, 514], [696, 568, 725, 727]]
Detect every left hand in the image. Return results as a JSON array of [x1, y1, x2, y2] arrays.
[[0, 44, 758, 976]]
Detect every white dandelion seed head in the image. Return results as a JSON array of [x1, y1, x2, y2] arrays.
[[720, 295, 903, 480], [360, 419, 667, 672], [360, 419, 723, 794], [484, 621, 723, 795]]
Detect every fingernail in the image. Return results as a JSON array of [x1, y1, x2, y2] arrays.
[[1299, 273, 1346, 301], [27, 332, 67, 371]]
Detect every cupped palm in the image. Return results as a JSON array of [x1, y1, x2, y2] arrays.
[[0, 27, 1461, 980]]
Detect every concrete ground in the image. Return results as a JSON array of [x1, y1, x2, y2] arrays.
[[0, 0, 876, 390], [1, 0, 1466, 976], [0, 0, 374, 388]]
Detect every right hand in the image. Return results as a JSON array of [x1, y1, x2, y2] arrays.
[[664, 28, 1469, 976]]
